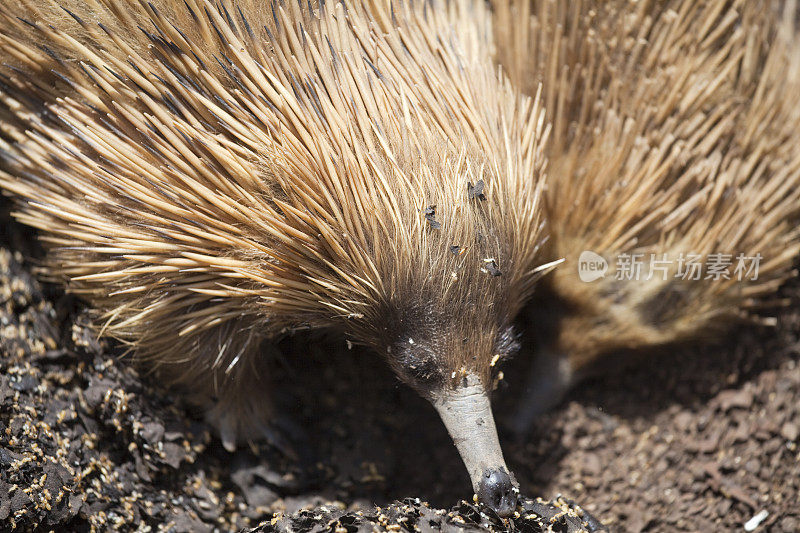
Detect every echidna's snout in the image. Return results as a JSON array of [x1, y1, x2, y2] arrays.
[[431, 374, 519, 517], [477, 468, 518, 517]]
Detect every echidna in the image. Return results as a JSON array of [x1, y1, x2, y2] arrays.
[[493, 0, 800, 428], [0, 0, 555, 514]]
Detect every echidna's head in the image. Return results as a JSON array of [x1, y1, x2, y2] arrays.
[[328, 152, 549, 515], [370, 290, 522, 515]]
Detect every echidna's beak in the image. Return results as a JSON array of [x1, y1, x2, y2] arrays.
[[431, 374, 519, 517]]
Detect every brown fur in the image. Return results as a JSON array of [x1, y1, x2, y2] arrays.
[[494, 0, 800, 373], [0, 0, 550, 437]]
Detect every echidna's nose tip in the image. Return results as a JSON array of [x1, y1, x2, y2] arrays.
[[477, 467, 518, 517]]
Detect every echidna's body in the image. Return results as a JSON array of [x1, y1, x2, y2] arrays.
[[493, 0, 800, 427], [0, 0, 552, 512]]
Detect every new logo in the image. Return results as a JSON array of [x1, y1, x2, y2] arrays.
[[577, 251, 608, 282]]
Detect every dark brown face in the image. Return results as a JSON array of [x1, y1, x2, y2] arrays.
[[379, 306, 521, 394], [354, 302, 523, 515], [342, 264, 528, 516]]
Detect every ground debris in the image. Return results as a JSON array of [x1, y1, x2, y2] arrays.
[[6, 204, 800, 531], [254, 496, 605, 532]]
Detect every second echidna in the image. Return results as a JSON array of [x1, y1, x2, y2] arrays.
[[493, 0, 800, 428], [0, 0, 555, 513]]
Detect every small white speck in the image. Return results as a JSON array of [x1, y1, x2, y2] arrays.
[[744, 510, 768, 531], [408, 338, 415, 345]]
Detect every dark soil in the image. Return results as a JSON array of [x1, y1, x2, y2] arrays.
[[2, 205, 799, 532]]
